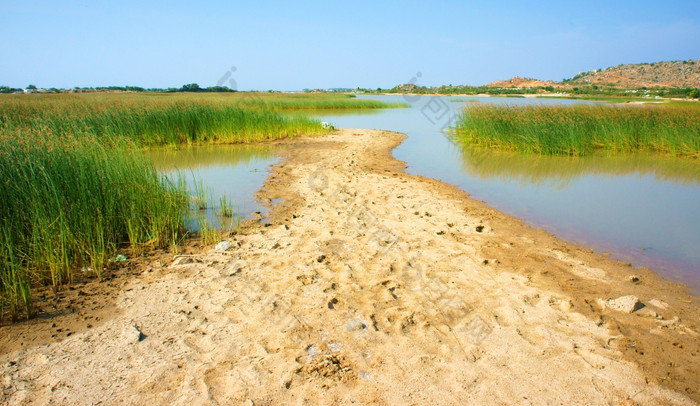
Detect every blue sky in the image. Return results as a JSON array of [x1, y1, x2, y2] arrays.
[[1, 1, 699, 90]]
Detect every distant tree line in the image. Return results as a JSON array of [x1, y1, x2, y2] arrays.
[[0, 83, 237, 94], [2, 82, 697, 99], [176, 83, 235, 93], [357, 84, 700, 99]]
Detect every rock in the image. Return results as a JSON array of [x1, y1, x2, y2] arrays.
[[171, 256, 201, 267], [345, 319, 366, 331], [109, 254, 127, 263], [124, 324, 146, 343], [649, 299, 669, 310], [215, 241, 232, 252], [305, 344, 318, 359], [640, 308, 660, 318], [220, 260, 245, 277], [628, 275, 641, 284], [360, 371, 374, 381], [600, 295, 645, 313], [559, 300, 574, 312]]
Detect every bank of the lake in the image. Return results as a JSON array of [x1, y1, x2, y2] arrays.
[[1, 128, 697, 404], [311, 95, 700, 293]]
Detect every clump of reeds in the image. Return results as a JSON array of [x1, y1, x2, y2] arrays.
[[218, 196, 234, 218], [452, 104, 700, 157], [0, 129, 188, 320], [0, 101, 325, 147], [191, 176, 210, 210], [195, 214, 220, 246], [0, 93, 404, 149]]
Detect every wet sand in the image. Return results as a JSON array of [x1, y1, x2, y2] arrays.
[[1, 128, 698, 404]]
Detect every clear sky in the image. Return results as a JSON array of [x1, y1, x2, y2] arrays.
[[1, 1, 699, 90]]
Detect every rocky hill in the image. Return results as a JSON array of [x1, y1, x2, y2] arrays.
[[484, 76, 558, 88], [485, 60, 700, 88], [564, 60, 700, 88]]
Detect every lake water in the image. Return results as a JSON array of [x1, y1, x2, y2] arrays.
[[311, 95, 700, 293], [146, 144, 280, 229]]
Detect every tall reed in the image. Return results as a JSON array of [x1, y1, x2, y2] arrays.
[[0, 101, 325, 147], [0, 92, 402, 319], [452, 104, 700, 157], [0, 93, 404, 148], [0, 129, 188, 319]]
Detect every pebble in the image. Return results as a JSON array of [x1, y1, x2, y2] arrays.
[[215, 241, 232, 252], [648, 298, 669, 310], [345, 319, 367, 331], [123, 324, 146, 343], [171, 256, 200, 266], [599, 295, 644, 313], [221, 261, 244, 277]]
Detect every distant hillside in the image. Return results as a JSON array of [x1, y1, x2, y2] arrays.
[[484, 76, 558, 88], [483, 60, 700, 89], [379, 59, 700, 99], [564, 60, 700, 88]]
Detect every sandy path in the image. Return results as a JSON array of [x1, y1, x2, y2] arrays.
[[1, 129, 698, 405]]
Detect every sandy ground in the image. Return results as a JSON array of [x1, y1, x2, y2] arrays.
[[1, 128, 699, 405]]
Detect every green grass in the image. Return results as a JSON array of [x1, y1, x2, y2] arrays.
[[535, 95, 667, 104], [0, 97, 324, 147], [452, 104, 700, 157], [0, 130, 188, 319], [196, 213, 220, 246], [235, 92, 408, 110], [0, 92, 405, 148], [664, 100, 700, 109], [191, 175, 210, 210], [218, 196, 234, 218], [0, 92, 404, 320]]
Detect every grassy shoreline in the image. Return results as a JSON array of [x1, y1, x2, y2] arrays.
[[0, 133, 190, 319], [452, 104, 700, 158], [0, 92, 401, 319], [0, 92, 407, 147]]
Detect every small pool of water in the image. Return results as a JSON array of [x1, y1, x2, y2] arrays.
[[145, 144, 280, 230], [311, 95, 700, 293]]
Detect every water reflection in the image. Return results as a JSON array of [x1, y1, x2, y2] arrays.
[[145, 144, 280, 230], [147, 144, 277, 170], [284, 108, 383, 118], [458, 145, 700, 188]]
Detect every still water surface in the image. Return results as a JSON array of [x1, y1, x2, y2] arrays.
[[146, 144, 280, 229]]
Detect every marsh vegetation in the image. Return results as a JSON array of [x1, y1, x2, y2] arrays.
[[0, 92, 401, 319], [452, 104, 700, 157]]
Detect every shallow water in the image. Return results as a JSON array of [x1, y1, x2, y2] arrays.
[[145, 144, 279, 229], [311, 95, 700, 293]]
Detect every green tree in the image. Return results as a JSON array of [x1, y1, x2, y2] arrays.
[[180, 83, 201, 92]]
